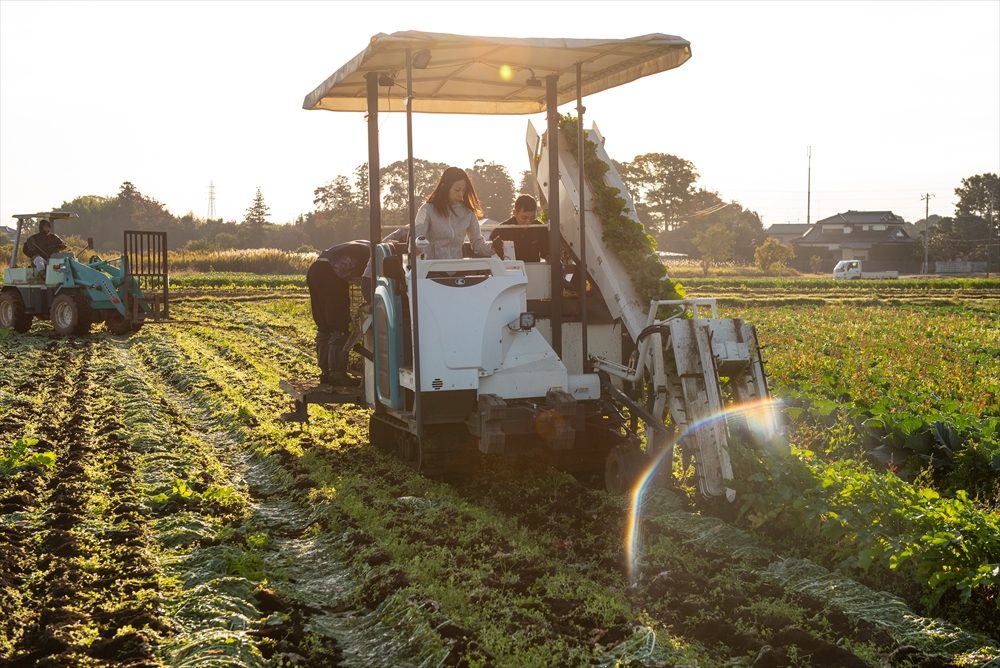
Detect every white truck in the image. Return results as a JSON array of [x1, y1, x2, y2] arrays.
[[833, 260, 898, 280]]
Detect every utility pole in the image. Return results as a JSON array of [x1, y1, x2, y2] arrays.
[[731, 200, 738, 262], [806, 146, 812, 225], [920, 193, 934, 274], [207, 181, 217, 221], [988, 192, 995, 279]]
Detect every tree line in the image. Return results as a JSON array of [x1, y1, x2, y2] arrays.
[[915, 173, 999, 264], [2, 151, 994, 271]]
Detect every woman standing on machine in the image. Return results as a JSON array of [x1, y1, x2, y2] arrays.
[[414, 167, 497, 260]]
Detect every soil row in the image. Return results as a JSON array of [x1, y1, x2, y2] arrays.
[[1, 338, 164, 666]]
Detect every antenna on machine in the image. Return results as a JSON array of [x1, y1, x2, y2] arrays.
[[207, 181, 217, 221]]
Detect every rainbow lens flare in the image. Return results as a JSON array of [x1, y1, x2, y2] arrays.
[[623, 398, 781, 582]]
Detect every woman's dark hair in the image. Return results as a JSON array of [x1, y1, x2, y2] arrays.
[[426, 167, 482, 217]]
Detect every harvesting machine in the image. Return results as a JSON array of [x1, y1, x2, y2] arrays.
[[1, 213, 171, 336], [287, 32, 779, 498]]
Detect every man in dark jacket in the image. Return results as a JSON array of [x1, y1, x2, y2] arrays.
[[488, 194, 549, 262], [23, 219, 67, 273], [307, 240, 371, 385]]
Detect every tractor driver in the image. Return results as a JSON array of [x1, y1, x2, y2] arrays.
[[307, 240, 371, 385], [23, 219, 67, 274], [488, 194, 549, 262]]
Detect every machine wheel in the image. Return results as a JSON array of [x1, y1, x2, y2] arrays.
[[369, 414, 397, 454], [423, 424, 480, 482], [74, 292, 94, 334], [397, 432, 421, 471], [605, 441, 648, 495], [0, 290, 32, 333], [395, 424, 480, 482], [51, 291, 90, 336], [105, 311, 132, 335]]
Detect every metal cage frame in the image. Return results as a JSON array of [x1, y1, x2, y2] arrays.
[[123, 230, 169, 322]]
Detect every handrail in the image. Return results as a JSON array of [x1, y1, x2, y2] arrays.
[[413, 256, 520, 280]]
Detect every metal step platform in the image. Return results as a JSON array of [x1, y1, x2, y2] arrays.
[[280, 378, 364, 422]]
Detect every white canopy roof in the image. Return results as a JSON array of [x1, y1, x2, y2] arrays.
[[303, 31, 691, 115]]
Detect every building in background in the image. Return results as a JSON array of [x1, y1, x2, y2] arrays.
[[765, 223, 811, 246], [779, 210, 919, 274]]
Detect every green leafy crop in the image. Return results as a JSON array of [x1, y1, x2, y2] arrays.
[[558, 115, 686, 307], [0, 437, 56, 475], [729, 436, 1000, 609]]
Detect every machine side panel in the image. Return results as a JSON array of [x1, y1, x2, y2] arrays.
[[560, 322, 622, 375], [413, 274, 527, 393]]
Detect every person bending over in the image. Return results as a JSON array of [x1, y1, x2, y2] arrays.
[[307, 240, 370, 385], [414, 167, 496, 260], [23, 219, 67, 274], [488, 194, 549, 262]]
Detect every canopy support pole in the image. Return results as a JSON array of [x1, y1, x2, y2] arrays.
[[10, 220, 23, 269], [365, 72, 381, 303], [365, 71, 383, 415], [576, 62, 588, 370], [546, 74, 562, 358], [405, 49, 423, 439]]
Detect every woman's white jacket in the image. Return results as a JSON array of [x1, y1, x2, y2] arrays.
[[413, 202, 491, 259]]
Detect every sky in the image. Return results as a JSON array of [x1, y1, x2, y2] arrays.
[[1, 1, 998, 231]]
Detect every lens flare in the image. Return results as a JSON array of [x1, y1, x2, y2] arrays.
[[499, 64, 513, 81], [623, 397, 782, 583]]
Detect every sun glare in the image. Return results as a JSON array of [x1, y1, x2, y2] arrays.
[[498, 64, 513, 81]]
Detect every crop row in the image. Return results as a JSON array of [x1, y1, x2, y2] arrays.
[[155, 301, 996, 665], [2, 297, 997, 667]]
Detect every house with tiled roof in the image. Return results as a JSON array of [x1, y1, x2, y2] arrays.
[[765, 223, 811, 246], [789, 211, 919, 273]]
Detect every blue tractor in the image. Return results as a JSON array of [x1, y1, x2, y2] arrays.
[[1, 212, 169, 335]]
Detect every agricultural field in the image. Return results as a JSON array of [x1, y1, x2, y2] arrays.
[[1, 276, 998, 667]]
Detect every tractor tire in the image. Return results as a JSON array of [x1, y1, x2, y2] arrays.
[[105, 311, 132, 335], [0, 290, 32, 333], [605, 442, 648, 495], [51, 292, 88, 336], [369, 414, 398, 454], [73, 292, 94, 335]]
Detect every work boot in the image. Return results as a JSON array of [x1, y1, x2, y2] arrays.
[[316, 331, 332, 384], [326, 332, 360, 386]]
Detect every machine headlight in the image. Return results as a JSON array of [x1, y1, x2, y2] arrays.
[[519, 312, 535, 331]]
